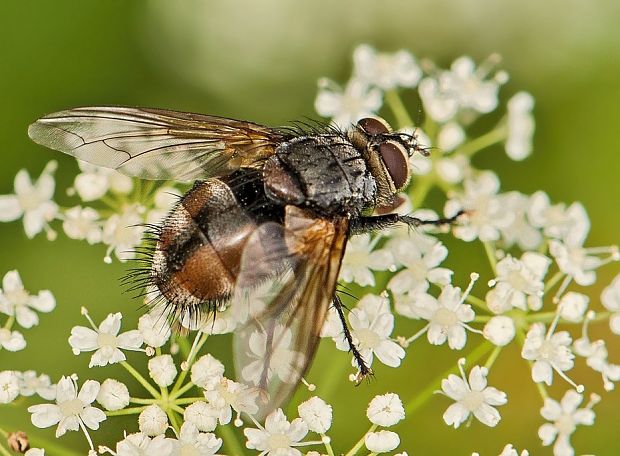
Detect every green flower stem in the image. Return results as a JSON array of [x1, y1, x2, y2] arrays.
[[385, 89, 414, 128], [0, 444, 11, 456], [171, 380, 197, 400], [409, 174, 434, 209], [170, 332, 209, 398], [171, 404, 185, 415], [527, 311, 610, 324], [2, 316, 14, 330], [473, 315, 493, 323], [344, 424, 377, 456], [322, 434, 336, 456], [106, 406, 147, 417], [167, 409, 181, 432], [405, 341, 493, 414], [121, 361, 161, 399], [174, 396, 205, 405], [483, 241, 498, 275], [130, 397, 158, 405], [176, 335, 192, 358], [220, 424, 245, 456], [484, 345, 502, 370], [454, 125, 507, 157], [544, 271, 565, 293], [28, 433, 83, 456], [465, 294, 489, 313]]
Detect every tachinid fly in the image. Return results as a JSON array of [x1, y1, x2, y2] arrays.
[[28, 107, 462, 417]]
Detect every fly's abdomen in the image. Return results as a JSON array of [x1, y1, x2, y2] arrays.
[[151, 179, 257, 315]]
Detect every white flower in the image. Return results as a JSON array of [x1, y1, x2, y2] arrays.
[[409, 281, 478, 350], [298, 396, 332, 434], [102, 204, 145, 263], [28, 376, 106, 438], [419, 56, 504, 122], [483, 316, 516, 347], [69, 311, 143, 367], [173, 422, 222, 455], [96, 379, 130, 411], [191, 353, 225, 390], [73, 160, 132, 202], [521, 323, 576, 388], [392, 282, 432, 320], [0, 270, 55, 329], [441, 362, 507, 428], [0, 370, 20, 403], [498, 192, 542, 250], [549, 240, 601, 286], [333, 294, 405, 368], [138, 311, 172, 347], [538, 390, 598, 456], [353, 44, 421, 90], [440, 56, 503, 114], [602, 274, 620, 334], [0, 328, 26, 351], [528, 192, 589, 247], [25, 449, 45, 456], [17, 370, 56, 400], [436, 154, 471, 184], [184, 401, 217, 432], [485, 252, 550, 313], [62, 206, 102, 244], [558, 292, 589, 323], [114, 432, 176, 456], [244, 408, 308, 456], [315, 77, 382, 128], [437, 122, 465, 152], [366, 393, 405, 427], [139, 404, 169, 436], [573, 314, 620, 391], [387, 237, 452, 294], [365, 430, 400, 453], [498, 444, 529, 456], [505, 92, 535, 160], [203, 377, 259, 425], [243, 324, 306, 386], [0, 161, 58, 238], [146, 186, 181, 225], [445, 172, 513, 242], [148, 355, 177, 387], [339, 233, 394, 287]]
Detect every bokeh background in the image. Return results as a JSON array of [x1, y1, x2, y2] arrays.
[[1, 0, 619, 454]]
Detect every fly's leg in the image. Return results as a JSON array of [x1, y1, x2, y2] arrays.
[[332, 294, 373, 383], [350, 209, 466, 235]]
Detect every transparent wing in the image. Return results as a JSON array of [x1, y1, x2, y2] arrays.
[[28, 106, 282, 181], [232, 206, 348, 419]]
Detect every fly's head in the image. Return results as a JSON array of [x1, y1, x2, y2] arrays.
[[347, 117, 428, 209]]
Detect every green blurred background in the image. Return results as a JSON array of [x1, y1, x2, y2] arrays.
[[1, 0, 619, 454]]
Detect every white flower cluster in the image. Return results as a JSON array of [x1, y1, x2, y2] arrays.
[[315, 45, 618, 456], [0, 270, 55, 355], [1, 45, 617, 456], [0, 157, 182, 263]]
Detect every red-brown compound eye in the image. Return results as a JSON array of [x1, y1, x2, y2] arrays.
[[379, 140, 409, 190], [357, 117, 390, 135]]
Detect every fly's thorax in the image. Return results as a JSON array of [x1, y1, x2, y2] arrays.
[[267, 135, 377, 216], [347, 117, 420, 210]]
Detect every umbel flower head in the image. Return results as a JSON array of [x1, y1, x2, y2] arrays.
[[1, 44, 618, 456]]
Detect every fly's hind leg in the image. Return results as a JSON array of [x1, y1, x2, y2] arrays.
[[332, 294, 373, 383]]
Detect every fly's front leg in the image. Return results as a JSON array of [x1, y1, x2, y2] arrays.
[[332, 295, 373, 383], [350, 209, 466, 235]]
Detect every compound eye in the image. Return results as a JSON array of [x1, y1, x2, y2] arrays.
[[357, 117, 390, 135], [379, 141, 409, 190]]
